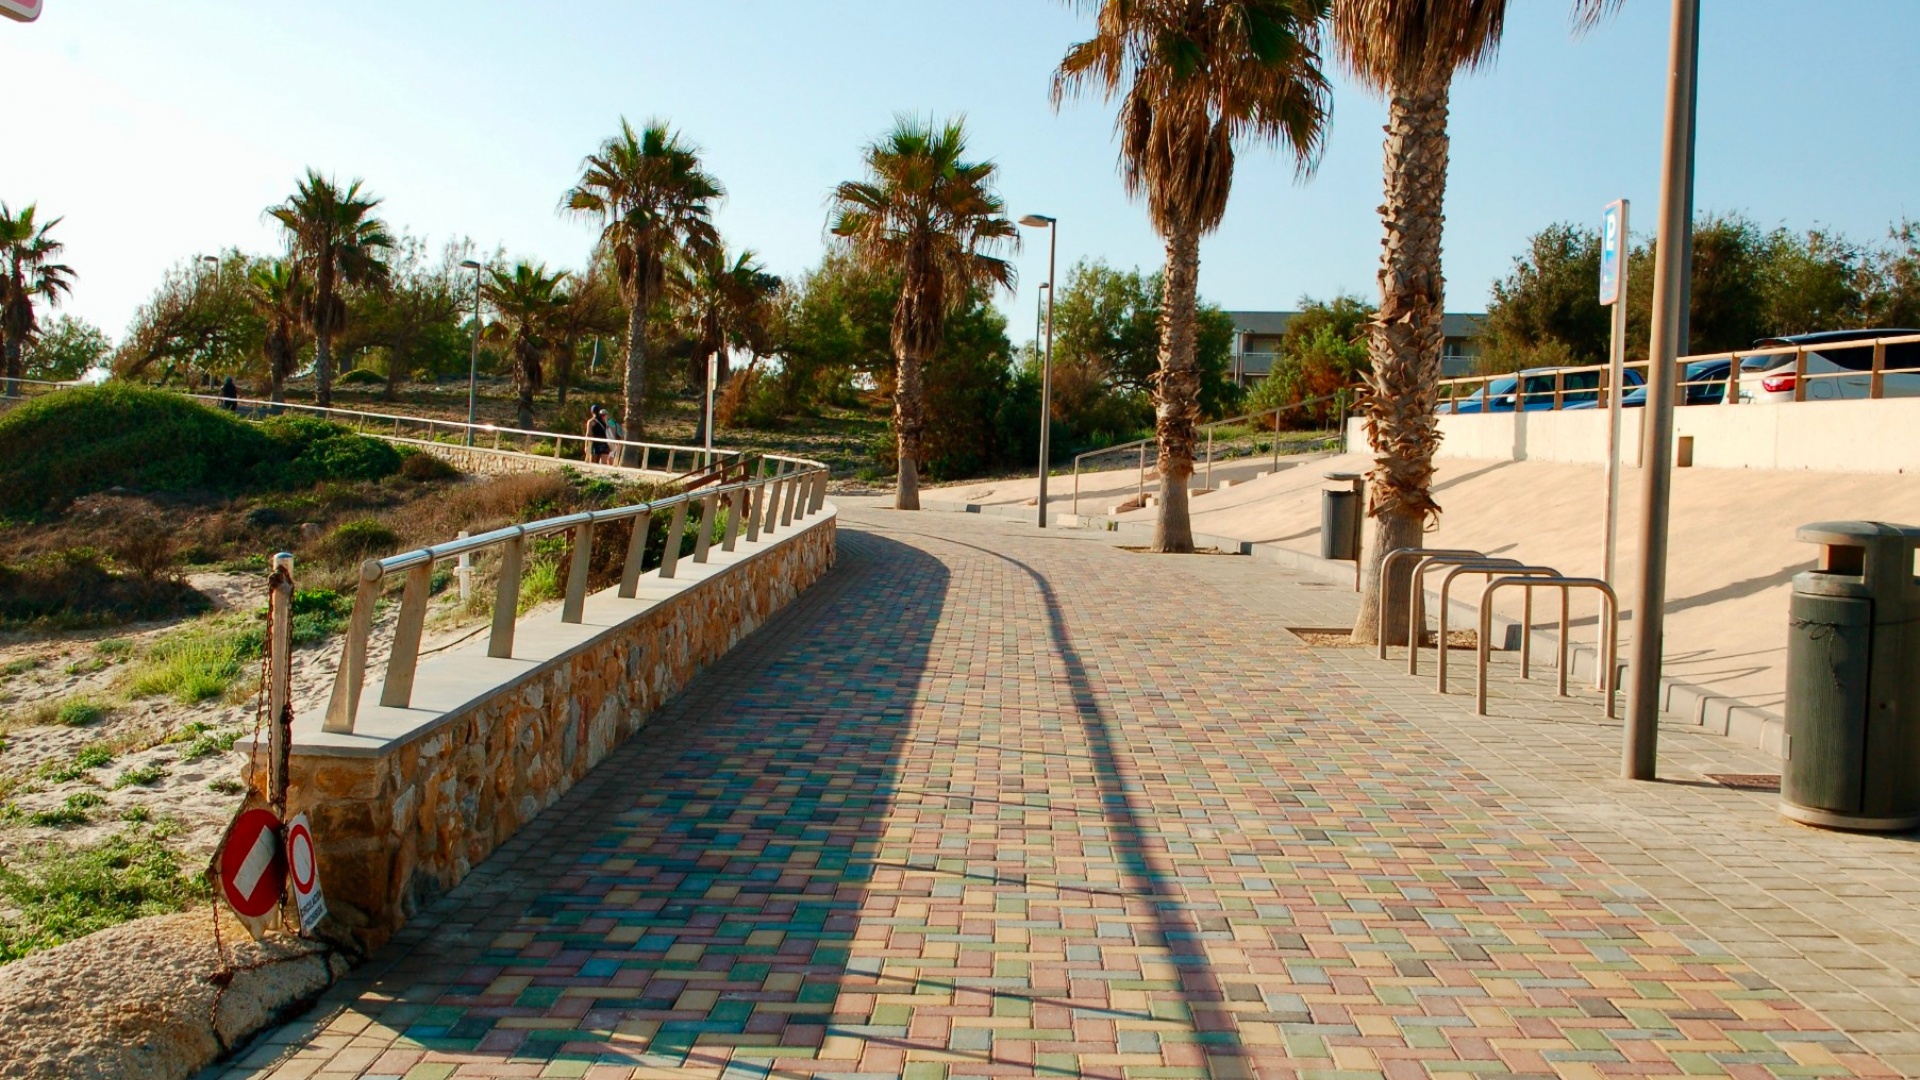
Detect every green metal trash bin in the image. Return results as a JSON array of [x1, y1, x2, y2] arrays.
[[1779, 521, 1920, 832]]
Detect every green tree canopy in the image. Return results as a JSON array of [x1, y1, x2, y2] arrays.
[[21, 314, 110, 381]]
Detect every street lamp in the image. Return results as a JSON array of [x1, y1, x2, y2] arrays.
[[196, 256, 220, 389], [1623, 0, 1701, 782], [460, 259, 483, 447], [1019, 214, 1057, 528]]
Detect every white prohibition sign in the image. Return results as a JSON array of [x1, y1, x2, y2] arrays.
[[288, 821, 316, 893]]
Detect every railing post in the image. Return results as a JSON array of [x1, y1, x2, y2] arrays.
[[722, 490, 744, 552], [379, 561, 435, 708], [619, 509, 653, 597], [693, 493, 718, 563], [810, 471, 827, 513], [780, 474, 799, 526], [1271, 408, 1281, 471], [562, 518, 594, 623], [1727, 353, 1741, 403], [641, 445, 650, 471], [323, 561, 382, 734], [658, 501, 689, 579], [1872, 340, 1887, 399], [761, 478, 782, 536], [1553, 371, 1565, 410], [1793, 347, 1808, 402], [1138, 445, 1146, 507], [1073, 460, 1081, 517], [746, 481, 765, 542], [1205, 427, 1214, 492], [266, 553, 295, 814], [490, 534, 524, 658]]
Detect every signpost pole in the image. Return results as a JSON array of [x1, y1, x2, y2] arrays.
[[266, 553, 295, 816], [1601, 200, 1631, 593]]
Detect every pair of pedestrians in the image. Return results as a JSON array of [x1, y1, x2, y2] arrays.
[[585, 404, 622, 465]]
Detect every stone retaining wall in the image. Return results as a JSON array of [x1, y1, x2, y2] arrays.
[[399, 437, 673, 481], [280, 507, 837, 952]]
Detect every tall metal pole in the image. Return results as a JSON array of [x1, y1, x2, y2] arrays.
[[463, 260, 483, 447], [1602, 199, 1631, 589], [704, 350, 717, 468], [1037, 223, 1057, 528], [1624, 0, 1700, 782]]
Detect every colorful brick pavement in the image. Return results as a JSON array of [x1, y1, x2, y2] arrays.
[[218, 504, 1901, 1080]]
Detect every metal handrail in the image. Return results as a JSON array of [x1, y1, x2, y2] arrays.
[[322, 455, 830, 734], [182, 392, 738, 472], [1476, 576, 1619, 719], [1437, 331, 1920, 410], [1069, 389, 1350, 516], [1375, 547, 1486, 660], [1434, 563, 1560, 693]]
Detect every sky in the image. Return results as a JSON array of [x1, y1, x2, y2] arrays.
[[5, 1, 1919, 346]]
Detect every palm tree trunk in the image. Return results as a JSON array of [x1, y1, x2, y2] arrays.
[[1, 332, 21, 398], [1352, 79, 1451, 646], [314, 327, 334, 409], [1152, 223, 1202, 554], [620, 289, 648, 466], [894, 349, 924, 511]]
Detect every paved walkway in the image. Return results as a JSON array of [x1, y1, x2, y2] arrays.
[[215, 503, 1920, 1080]]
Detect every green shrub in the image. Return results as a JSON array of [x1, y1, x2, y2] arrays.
[[288, 588, 353, 645], [0, 549, 210, 630], [95, 638, 134, 659], [125, 625, 257, 703], [336, 367, 384, 386], [112, 763, 166, 789], [56, 700, 107, 727], [398, 451, 459, 482], [0, 830, 209, 962], [328, 519, 399, 561], [74, 744, 113, 770], [180, 729, 240, 763]]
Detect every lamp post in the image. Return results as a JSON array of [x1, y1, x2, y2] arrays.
[[1019, 214, 1057, 528], [195, 255, 220, 390], [460, 259, 483, 446], [1623, 0, 1701, 782]]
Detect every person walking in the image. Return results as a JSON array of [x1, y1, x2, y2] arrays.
[[586, 405, 613, 466], [219, 376, 239, 412]]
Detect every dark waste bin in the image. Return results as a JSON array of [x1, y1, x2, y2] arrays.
[[1320, 472, 1364, 563], [1780, 521, 1920, 832]]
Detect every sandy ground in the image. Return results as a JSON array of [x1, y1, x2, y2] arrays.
[[935, 452, 1920, 713]]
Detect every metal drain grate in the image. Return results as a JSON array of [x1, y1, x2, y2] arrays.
[[1706, 773, 1781, 792]]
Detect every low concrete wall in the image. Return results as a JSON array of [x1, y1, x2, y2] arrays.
[[399, 437, 676, 481], [275, 505, 837, 952], [1345, 396, 1920, 473]]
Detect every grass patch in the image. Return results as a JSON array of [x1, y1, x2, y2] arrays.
[[38, 743, 114, 783], [0, 829, 209, 963], [56, 699, 108, 727], [1, 658, 39, 677], [179, 728, 241, 763], [206, 778, 244, 795], [124, 622, 259, 704], [112, 763, 167, 789], [95, 638, 134, 659]]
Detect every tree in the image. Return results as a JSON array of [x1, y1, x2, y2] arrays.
[[266, 170, 394, 408], [482, 261, 570, 430], [565, 119, 724, 459], [1759, 227, 1867, 338], [549, 258, 623, 409], [829, 115, 1018, 510], [1057, 0, 1331, 551], [115, 254, 264, 385], [768, 251, 899, 417], [246, 260, 308, 403], [1336, 0, 1618, 643], [346, 237, 466, 401], [1477, 223, 1608, 374], [1868, 220, 1920, 329], [674, 244, 780, 442], [0, 202, 76, 395], [1249, 293, 1374, 425], [21, 314, 110, 381]]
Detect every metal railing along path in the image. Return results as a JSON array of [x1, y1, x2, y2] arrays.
[[322, 455, 829, 734], [1069, 390, 1350, 517], [1432, 562, 1560, 694]]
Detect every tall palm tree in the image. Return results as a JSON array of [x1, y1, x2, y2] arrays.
[[549, 266, 623, 408], [266, 170, 394, 408], [564, 119, 723, 460], [482, 261, 570, 430], [830, 116, 1018, 510], [1056, 0, 1331, 551], [246, 259, 308, 405], [0, 203, 76, 396], [1337, 0, 1617, 643], [674, 244, 781, 443]]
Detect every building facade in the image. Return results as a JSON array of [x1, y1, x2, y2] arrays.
[[1226, 310, 1487, 384]]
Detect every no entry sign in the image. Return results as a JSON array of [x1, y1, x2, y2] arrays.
[[219, 806, 285, 936], [1, 0, 44, 23], [286, 813, 327, 933]]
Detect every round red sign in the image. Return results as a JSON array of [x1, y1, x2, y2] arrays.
[[219, 807, 286, 919]]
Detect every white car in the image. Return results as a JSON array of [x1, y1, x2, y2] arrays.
[[1737, 329, 1920, 403]]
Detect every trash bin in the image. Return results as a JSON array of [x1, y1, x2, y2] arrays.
[[1779, 521, 1920, 832], [1320, 472, 1364, 563]]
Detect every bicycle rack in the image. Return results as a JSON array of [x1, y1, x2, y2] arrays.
[[1376, 548, 1486, 660], [1407, 554, 1523, 676], [1477, 576, 1619, 719], [1434, 563, 1562, 694]]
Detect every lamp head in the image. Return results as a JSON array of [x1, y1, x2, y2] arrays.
[[1018, 214, 1056, 228], [460, 259, 483, 270]]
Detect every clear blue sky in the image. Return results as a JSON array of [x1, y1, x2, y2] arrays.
[[5, 1, 1917, 345]]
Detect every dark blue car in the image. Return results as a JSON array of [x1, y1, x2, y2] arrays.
[[1442, 366, 1647, 413], [1564, 359, 1729, 409]]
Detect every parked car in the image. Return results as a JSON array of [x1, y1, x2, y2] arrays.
[[1441, 365, 1645, 413], [1735, 329, 1920, 403], [1563, 359, 1730, 409]]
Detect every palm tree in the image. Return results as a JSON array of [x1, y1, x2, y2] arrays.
[[674, 244, 781, 443], [246, 260, 308, 404], [549, 266, 623, 408], [1056, 0, 1331, 551], [830, 116, 1018, 510], [483, 261, 570, 430], [266, 170, 394, 408], [565, 119, 724, 460], [0, 203, 76, 395], [1337, 0, 1617, 643]]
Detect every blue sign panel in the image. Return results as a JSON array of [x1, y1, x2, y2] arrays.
[[1599, 201, 1625, 306]]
